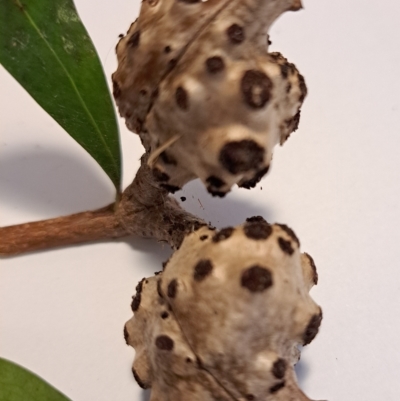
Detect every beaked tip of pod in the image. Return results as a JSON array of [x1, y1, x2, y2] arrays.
[[288, 0, 303, 11]]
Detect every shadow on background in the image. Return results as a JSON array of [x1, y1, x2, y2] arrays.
[[1, 147, 276, 229], [295, 357, 310, 388], [173, 178, 276, 229], [141, 389, 151, 401], [122, 236, 173, 276], [0, 148, 115, 216]]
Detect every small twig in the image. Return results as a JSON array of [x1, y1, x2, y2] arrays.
[[146, 134, 181, 168], [197, 199, 204, 210], [0, 204, 126, 255]]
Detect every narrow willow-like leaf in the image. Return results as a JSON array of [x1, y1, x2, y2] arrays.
[[0, 0, 121, 191], [0, 358, 72, 401]]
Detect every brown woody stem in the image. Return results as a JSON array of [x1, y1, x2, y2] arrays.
[[0, 154, 207, 256], [0, 204, 126, 255]]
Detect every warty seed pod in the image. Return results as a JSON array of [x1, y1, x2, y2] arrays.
[[124, 216, 322, 400], [113, 0, 307, 196]]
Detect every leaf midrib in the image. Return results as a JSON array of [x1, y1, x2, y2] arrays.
[[14, 0, 118, 175]]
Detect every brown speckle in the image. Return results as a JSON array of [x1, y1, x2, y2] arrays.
[[277, 224, 300, 246], [112, 79, 121, 99], [206, 175, 225, 188], [131, 294, 141, 312], [246, 395, 255, 401], [244, 220, 272, 240], [175, 86, 189, 110], [160, 184, 181, 193], [136, 278, 144, 294], [132, 367, 149, 389], [304, 252, 318, 285], [219, 140, 264, 174], [167, 58, 178, 71], [269, 381, 285, 393], [155, 335, 174, 350], [241, 265, 273, 292], [239, 165, 270, 189], [206, 56, 225, 73], [131, 278, 145, 311], [128, 31, 140, 47], [161, 311, 169, 319], [123, 325, 129, 345], [289, 63, 297, 75], [269, 52, 281, 62], [246, 216, 267, 223], [157, 279, 163, 298], [167, 279, 178, 298], [280, 63, 289, 79], [278, 237, 294, 255], [272, 358, 287, 379], [152, 168, 169, 182], [285, 109, 301, 134], [160, 151, 177, 166], [241, 70, 272, 109], [200, 235, 208, 241], [227, 24, 245, 44], [133, 118, 144, 133], [298, 73, 307, 103], [303, 310, 323, 345], [194, 259, 213, 281], [212, 227, 234, 242], [164, 45, 171, 53], [193, 221, 208, 231]]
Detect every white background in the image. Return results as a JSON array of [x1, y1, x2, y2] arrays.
[[1, 0, 400, 400]]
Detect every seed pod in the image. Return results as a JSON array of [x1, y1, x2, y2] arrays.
[[124, 217, 322, 400], [113, 0, 306, 196]]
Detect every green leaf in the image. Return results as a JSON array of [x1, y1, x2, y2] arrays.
[[0, 358, 72, 401], [0, 0, 121, 191]]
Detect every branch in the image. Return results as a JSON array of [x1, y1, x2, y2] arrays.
[[0, 154, 207, 256], [0, 204, 125, 255]]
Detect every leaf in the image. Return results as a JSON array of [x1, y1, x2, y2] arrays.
[[0, 0, 121, 191], [0, 358, 72, 401]]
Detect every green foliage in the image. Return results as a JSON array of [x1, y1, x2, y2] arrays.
[[0, 358, 72, 401], [0, 0, 121, 191]]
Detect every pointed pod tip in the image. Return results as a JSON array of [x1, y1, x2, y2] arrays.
[[288, 0, 303, 11]]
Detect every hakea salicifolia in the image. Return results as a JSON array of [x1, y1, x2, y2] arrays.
[[125, 217, 322, 400], [113, 0, 306, 196]]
